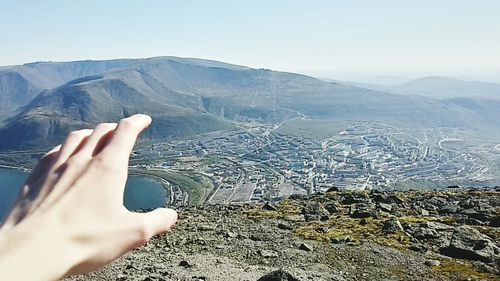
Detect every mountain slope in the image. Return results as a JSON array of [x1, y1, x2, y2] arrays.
[[0, 57, 249, 120], [0, 72, 231, 150], [1, 57, 500, 150], [391, 76, 500, 99]]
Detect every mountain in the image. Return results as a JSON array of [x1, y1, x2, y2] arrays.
[[0, 57, 248, 122], [391, 76, 500, 99], [444, 97, 500, 124], [1, 57, 499, 150]]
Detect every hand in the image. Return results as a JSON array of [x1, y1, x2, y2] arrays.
[[0, 114, 178, 281]]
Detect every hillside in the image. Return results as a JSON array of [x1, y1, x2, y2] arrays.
[[1, 57, 500, 150], [68, 189, 499, 281], [391, 76, 500, 99]]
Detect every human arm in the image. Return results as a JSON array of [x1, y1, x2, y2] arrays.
[[0, 114, 177, 280]]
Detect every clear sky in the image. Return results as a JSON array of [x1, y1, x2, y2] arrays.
[[1, 0, 499, 81]]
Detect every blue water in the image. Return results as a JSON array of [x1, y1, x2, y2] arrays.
[[0, 168, 167, 222]]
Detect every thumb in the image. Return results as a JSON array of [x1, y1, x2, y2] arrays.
[[133, 208, 178, 241]]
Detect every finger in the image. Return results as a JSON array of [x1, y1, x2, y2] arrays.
[[24, 144, 62, 189], [100, 114, 152, 162], [76, 123, 117, 157], [56, 129, 94, 165], [132, 208, 178, 243], [2, 145, 62, 228]]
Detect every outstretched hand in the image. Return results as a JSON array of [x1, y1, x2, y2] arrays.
[[0, 114, 178, 281]]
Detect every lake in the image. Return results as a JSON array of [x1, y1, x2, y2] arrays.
[[0, 168, 167, 222]]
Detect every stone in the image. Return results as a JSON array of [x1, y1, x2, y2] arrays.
[[412, 227, 440, 240], [225, 230, 238, 238], [257, 270, 300, 281], [326, 186, 340, 192], [438, 205, 459, 215], [350, 209, 372, 219], [277, 222, 293, 230], [342, 193, 370, 204], [301, 201, 330, 222], [299, 243, 313, 252], [378, 202, 393, 213], [423, 221, 455, 231], [489, 215, 500, 227], [420, 209, 430, 216], [331, 236, 352, 244], [386, 195, 404, 204], [323, 202, 341, 214], [263, 202, 278, 212], [440, 225, 500, 263], [259, 250, 278, 258], [382, 219, 404, 234], [424, 259, 441, 267], [178, 260, 192, 268], [460, 209, 493, 223]]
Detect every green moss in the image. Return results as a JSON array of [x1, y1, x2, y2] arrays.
[[243, 208, 280, 220], [276, 199, 302, 215], [434, 259, 498, 281], [398, 215, 455, 225]]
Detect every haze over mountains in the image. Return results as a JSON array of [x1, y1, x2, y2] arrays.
[[0, 57, 499, 150]]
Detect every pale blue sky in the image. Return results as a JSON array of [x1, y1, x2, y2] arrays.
[[1, 0, 499, 81]]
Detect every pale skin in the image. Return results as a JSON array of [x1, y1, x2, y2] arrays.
[[0, 114, 178, 281]]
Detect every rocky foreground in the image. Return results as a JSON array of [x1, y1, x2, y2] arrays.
[[69, 188, 499, 281]]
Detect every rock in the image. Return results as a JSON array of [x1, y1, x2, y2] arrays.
[[460, 208, 493, 223], [277, 221, 293, 230], [424, 259, 441, 267], [420, 209, 430, 216], [250, 234, 266, 241], [438, 204, 459, 215], [349, 204, 376, 218], [326, 186, 340, 192], [225, 230, 238, 238], [412, 227, 440, 240], [489, 215, 500, 227], [342, 193, 370, 204], [263, 202, 278, 211], [382, 219, 404, 234], [299, 243, 313, 252], [372, 194, 388, 203], [378, 202, 393, 213], [259, 250, 278, 258], [178, 260, 192, 268], [350, 209, 373, 219], [386, 195, 404, 204], [257, 270, 300, 281], [301, 201, 329, 222], [331, 236, 352, 244], [423, 221, 455, 231], [323, 202, 341, 214], [440, 225, 500, 263]]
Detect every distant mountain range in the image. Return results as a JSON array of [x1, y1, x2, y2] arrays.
[[343, 76, 500, 99], [0, 57, 499, 150], [392, 76, 500, 99]]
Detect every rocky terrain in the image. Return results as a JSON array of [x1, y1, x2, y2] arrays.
[[69, 188, 499, 281]]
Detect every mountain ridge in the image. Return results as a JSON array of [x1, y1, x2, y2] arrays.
[[1, 57, 499, 150]]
